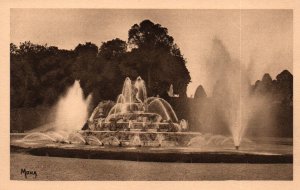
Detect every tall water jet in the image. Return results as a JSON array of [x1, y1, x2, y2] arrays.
[[204, 38, 252, 148], [54, 80, 91, 131], [198, 37, 278, 149], [134, 76, 147, 103], [122, 77, 133, 104]]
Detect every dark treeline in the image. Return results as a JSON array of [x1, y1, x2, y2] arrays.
[[11, 19, 191, 109], [249, 70, 293, 137]]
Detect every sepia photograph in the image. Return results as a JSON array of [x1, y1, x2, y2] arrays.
[[7, 7, 294, 182]]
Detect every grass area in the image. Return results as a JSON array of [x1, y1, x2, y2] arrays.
[[11, 153, 292, 180]]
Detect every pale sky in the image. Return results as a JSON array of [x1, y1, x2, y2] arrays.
[[11, 9, 293, 96]]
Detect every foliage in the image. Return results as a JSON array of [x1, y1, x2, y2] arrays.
[[10, 42, 75, 108], [10, 19, 191, 109]]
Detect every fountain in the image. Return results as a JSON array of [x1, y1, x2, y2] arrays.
[[82, 76, 190, 146], [16, 76, 253, 149], [10, 76, 292, 163], [54, 80, 91, 132], [14, 80, 91, 145]]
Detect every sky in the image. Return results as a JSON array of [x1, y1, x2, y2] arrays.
[[11, 9, 293, 96]]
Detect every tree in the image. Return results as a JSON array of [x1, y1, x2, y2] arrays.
[[128, 20, 174, 50], [10, 43, 18, 55], [73, 42, 98, 97], [254, 73, 273, 95], [11, 42, 75, 108], [98, 38, 127, 60], [194, 85, 207, 99], [10, 20, 191, 108], [127, 20, 191, 97]]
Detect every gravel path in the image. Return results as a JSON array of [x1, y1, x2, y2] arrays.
[[11, 153, 292, 180]]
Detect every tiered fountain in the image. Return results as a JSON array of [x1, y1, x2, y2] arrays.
[[80, 76, 192, 146]]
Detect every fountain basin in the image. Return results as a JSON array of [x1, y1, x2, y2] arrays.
[[11, 144, 292, 163], [11, 133, 292, 163]]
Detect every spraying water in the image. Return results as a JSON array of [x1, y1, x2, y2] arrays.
[[54, 80, 91, 131], [196, 38, 275, 148], [104, 76, 179, 123]]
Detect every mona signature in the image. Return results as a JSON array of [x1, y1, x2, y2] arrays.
[[21, 168, 37, 179]]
